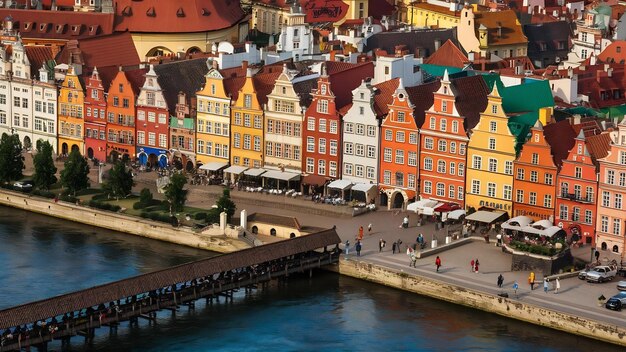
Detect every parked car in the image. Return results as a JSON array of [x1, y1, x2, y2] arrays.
[[13, 181, 33, 190], [605, 292, 626, 311], [617, 281, 626, 291], [586, 265, 618, 283], [578, 269, 590, 280]]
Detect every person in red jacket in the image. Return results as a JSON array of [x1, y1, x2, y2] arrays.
[[435, 256, 442, 272]]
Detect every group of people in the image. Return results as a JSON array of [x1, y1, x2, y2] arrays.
[[470, 259, 480, 273], [528, 271, 561, 294]]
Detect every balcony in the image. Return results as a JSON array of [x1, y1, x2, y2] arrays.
[[560, 192, 593, 204]]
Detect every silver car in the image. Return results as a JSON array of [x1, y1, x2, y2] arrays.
[[617, 281, 626, 291]]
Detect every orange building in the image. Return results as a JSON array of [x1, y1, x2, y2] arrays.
[[58, 67, 85, 155], [106, 69, 138, 161], [513, 120, 575, 221], [379, 80, 420, 209]]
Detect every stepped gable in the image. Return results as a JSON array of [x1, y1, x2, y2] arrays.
[[543, 119, 577, 168], [113, 0, 246, 33]]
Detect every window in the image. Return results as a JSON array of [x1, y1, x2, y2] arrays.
[[366, 167, 375, 180], [319, 119, 327, 133], [197, 140, 204, 154], [459, 143, 466, 155], [254, 116, 262, 129], [436, 183, 445, 197], [359, 106, 364, 115], [424, 137, 433, 150], [574, 185, 582, 199], [344, 163, 353, 176], [504, 185, 512, 200], [560, 182, 568, 197], [516, 189, 524, 203], [429, 117, 436, 129], [441, 101, 448, 113], [383, 170, 391, 185], [575, 167, 582, 179], [488, 158, 497, 172], [560, 205, 568, 221], [472, 155, 482, 169], [138, 131, 145, 145], [318, 160, 326, 175], [424, 158, 433, 171], [601, 216, 608, 233], [356, 124, 365, 135], [450, 142, 456, 154], [620, 173, 626, 187], [244, 114, 251, 127], [602, 191, 610, 207], [585, 210, 593, 224], [396, 131, 405, 143], [330, 121, 337, 134], [440, 118, 447, 132], [330, 140, 338, 156], [607, 170, 615, 184], [243, 135, 251, 150], [345, 142, 354, 155], [621, 151, 626, 165], [319, 138, 327, 154], [396, 112, 405, 123], [458, 187, 464, 200], [530, 171, 538, 183], [544, 173, 553, 185], [395, 150, 404, 164], [615, 194, 622, 209], [449, 185, 455, 199], [487, 183, 496, 198], [529, 192, 536, 205], [148, 132, 156, 146], [122, 98, 129, 108], [383, 148, 392, 162], [489, 121, 497, 132], [488, 138, 496, 150], [491, 105, 498, 114], [437, 160, 446, 173], [452, 121, 458, 133], [159, 134, 167, 148], [385, 129, 392, 141], [329, 162, 337, 177], [531, 153, 539, 165], [345, 122, 354, 134], [544, 194, 552, 208], [424, 181, 432, 194], [367, 145, 375, 158], [472, 180, 480, 194], [613, 218, 622, 236], [504, 161, 513, 175], [317, 100, 328, 114], [409, 132, 417, 144], [438, 140, 447, 152], [408, 174, 416, 189], [367, 125, 376, 137], [234, 133, 241, 148], [408, 151, 417, 166], [266, 142, 273, 156], [244, 94, 252, 108], [586, 187, 594, 202], [254, 136, 261, 151], [353, 165, 363, 178], [450, 162, 456, 175]]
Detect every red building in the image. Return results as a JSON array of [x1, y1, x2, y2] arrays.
[[136, 65, 169, 167], [302, 70, 340, 190], [83, 67, 107, 161], [555, 129, 611, 246]]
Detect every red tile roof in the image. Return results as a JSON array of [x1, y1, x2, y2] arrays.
[[406, 80, 440, 127], [372, 78, 399, 117], [0, 8, 114, 39], [56, 31, 140, 70], [572, 117, 603, 137], [598, 40, 626, 64], [475, 10, 528, 46], [450, 74, 490, 131], [253, 71, 282, 106], [543, 119, 577, 168], [326, 61, 374, 109], [113, 0, 245, 33], [368, 0, 395, 18], [585, 132, 612, 162], [425, 39, 468, 68], [24, 46, 53, 73]]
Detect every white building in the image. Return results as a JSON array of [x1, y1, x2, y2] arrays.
[[32, 67, 58, 152], [271, 5, 317, 62], [372, 54, 423, 86], [342, 80, 379, 185], [209, 41, 261, 70]]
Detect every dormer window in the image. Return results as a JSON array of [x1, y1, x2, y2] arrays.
[[321, 84, 327, 95]]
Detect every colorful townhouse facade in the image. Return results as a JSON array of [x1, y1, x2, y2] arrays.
[[302, 71, 340, 187], [31, 67, 58, 154], [196, 66, 232, 167], [58, 67, 85, 155], [83, 68, 107, 161], [419, 72, 468, 207], [136, 66, 169, 168], [555, 130, 611, 246], [512, 121, 558, 221], [169, 92, 196, 171], [379, 80, 419, 209], [465, 85, 516, 215], [596, 120, 626, 254], [106, 70, 136, 162]]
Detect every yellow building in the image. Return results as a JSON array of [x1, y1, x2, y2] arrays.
[[407, 2, 461, 29], [230, 70, 280, 168], [464, 85, 517, 215], [250, 0, 292, 34], [343, 0, 369, 20], [196, 67, 233, 166], [58, 67, 85, 156]]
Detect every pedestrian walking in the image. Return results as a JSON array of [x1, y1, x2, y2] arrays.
[[344, 240, 350, 259], [543, 278, 549, 293], [358, 226, 364, 241], [392, 241, 397, 254], [396, 239, 403, 252], [379, 239, 384, 252], [407, 247, 417, 267], [554, 277, 560, 294], [470, 259, 475, 273], [474, 259, 480, 273], [355, 241, 362, 257], [400, 216, 409, 228], [368, 223, 372, 234], [513, 282, 519, 298], [497, 274, 504, 288], [528, 271, 535, 290], [435, 256, 442, 272]]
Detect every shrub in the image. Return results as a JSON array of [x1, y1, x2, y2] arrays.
[[32, 189, 56, 198], [133, 202, 146, 210], [206, 208, 221, 224], [194, 212, 207, 220], [140, 212, 150, 219], [59, 194, 78, 203]]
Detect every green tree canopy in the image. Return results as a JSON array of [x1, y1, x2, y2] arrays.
[[139, 188, 153, 205], [60, 149, 90, 196], [215, 188, 236, 221], [164, 173, 188, 213], [33, 140, 57, 190], [0, 133, 24, 184], [103, 160, 135, 200]]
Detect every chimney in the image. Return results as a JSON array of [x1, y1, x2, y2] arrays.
[[434, 39, 441, 51], [574, 115, 581, 125], [608, 67, 613, 77], [468, 51, 475, 61], [330, 50, 336, 61], [590, 55, 596, 65], [596, 69, 604, 82], [497, 25, 502, 38], [604, 63, 610, 72], [567, 67, 573, 78], [242, 60, 248, 72]]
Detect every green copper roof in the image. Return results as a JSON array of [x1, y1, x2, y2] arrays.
[[563, 106, 605, 118], [420, 64, 464, 77], [169, 116, 195, 130], [601, 104, 626, 119]]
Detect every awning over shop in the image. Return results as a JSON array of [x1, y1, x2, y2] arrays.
[[351, 183, 377, 192], [327, 179, 353, 190], [302, 174, 328, 186], [199, 162, 228, 171], [502, 216, 533, 230], [244, 168, 267, 177], [423, 202, 444, 216], [434, 202, 461, 213], [521, 223, 564, 238], [406, 199, 438, 213], [465, 210, 506, 224], [223, 165, 248, 175], [447, 209, 466, 220], [263, 170, 301, 181]]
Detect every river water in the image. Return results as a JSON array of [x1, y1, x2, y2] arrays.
[[0, 206, 620, 352]]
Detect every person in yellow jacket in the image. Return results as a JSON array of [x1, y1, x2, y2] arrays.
[[528, 271, 536, 290]]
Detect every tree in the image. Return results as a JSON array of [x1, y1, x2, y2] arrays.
[[139, 188, 153, 205], [0, 133, 24, 184], [215, 188, 237, 221], [32, 140, 57, 190], [164, 172, 188, 213], [60, 149, 90, 196], [103, 160, 135, 200]]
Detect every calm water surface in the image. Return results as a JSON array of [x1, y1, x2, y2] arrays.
[[0, 206, 620, 351]]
